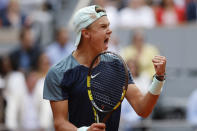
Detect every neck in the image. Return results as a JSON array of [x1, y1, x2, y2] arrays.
[[73, 41, 99, 67]]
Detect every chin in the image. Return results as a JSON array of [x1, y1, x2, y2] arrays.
[[102, 46, 108, 52], [104, 44, 108, 50], [104, 47, 108, 51]]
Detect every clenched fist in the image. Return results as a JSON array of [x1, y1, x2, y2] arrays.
[[152, 56, 166, 76]]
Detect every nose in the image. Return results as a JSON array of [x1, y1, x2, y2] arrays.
[[107, 27, 112, 35]]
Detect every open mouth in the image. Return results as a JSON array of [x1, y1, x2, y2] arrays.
[[104, 38, 109, 44]]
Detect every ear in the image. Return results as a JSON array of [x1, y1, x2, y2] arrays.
[[81, 29, 90, 39]]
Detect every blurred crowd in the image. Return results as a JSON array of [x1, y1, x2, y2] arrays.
[[93, 0, 197, 30], [0, 0, 197, 29], [0, 0, 197, 131]]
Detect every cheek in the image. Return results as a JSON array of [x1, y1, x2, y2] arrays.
[[96, 32, 105, 41], [89, 38, 102, 52], [89, 31, 105, 49], [90, 32, 103, 43]]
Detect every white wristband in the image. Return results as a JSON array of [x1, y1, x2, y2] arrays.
[[77, 126, 89, 131], [149, 76, 165, 95]]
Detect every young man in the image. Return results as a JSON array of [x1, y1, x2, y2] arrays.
[[43, 5, 166, 131]]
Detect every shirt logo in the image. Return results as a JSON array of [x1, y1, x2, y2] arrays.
[[91, 72, 100, 79]]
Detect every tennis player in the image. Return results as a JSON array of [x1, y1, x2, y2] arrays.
[[43, 5, 166, 131]]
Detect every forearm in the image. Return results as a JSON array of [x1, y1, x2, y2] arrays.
[[54, 119, 77, 131], [136, 77, 164, 117], [137, 92, 159, 118]]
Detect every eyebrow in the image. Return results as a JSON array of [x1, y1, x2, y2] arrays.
[[87, 20, 110, 29], [99, 22, 110, 26]]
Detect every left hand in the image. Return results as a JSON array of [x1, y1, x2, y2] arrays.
[[152, 55, 166, 75]]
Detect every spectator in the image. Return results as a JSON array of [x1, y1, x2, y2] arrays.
[[120, 59, 150, 131], [5, 70, 52, 130], [187, 88, 197, 130], [126, 59, 151, 94], [29, 1, 53, 45], [0, 56, 7, 123], [120, 99, 141, 131], [154, 0, 186, 26], [0, 0, 9, 10], [174, 0, 186, 8], [0, 55, 13, 78], [9, 27, 42, 72], [19, 0, 45, 15], [3, 56, 26, 130], [0, 55, 13, 124], [119, 0, 156, 29], [120, 29, 160, 79], [36, 52, 50, 78], [0, 57, 4, 90], [35, 52, 53, 130], [45, 28, 75, 65], [186, 0, 197, 22], [0, 0, 29, 28]]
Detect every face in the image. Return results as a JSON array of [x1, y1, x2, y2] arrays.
[[8, 0, 19, 13], [127, 59, 139, 78], [163, 0, 174, 6], [21, 30, 34, 50], [85, 16, 112, 53], [57, 29, 69, 46], [38, 53, 50, 72], [132, 31, 144, 50], [129, 0, 144, 9]]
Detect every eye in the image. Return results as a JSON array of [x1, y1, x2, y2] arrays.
[[101, 25, 107, 28]]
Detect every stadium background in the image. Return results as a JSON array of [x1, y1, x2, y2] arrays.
[[0, 0, 197, 131]]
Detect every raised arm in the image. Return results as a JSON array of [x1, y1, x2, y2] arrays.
[[126, 56, 166, 118]]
